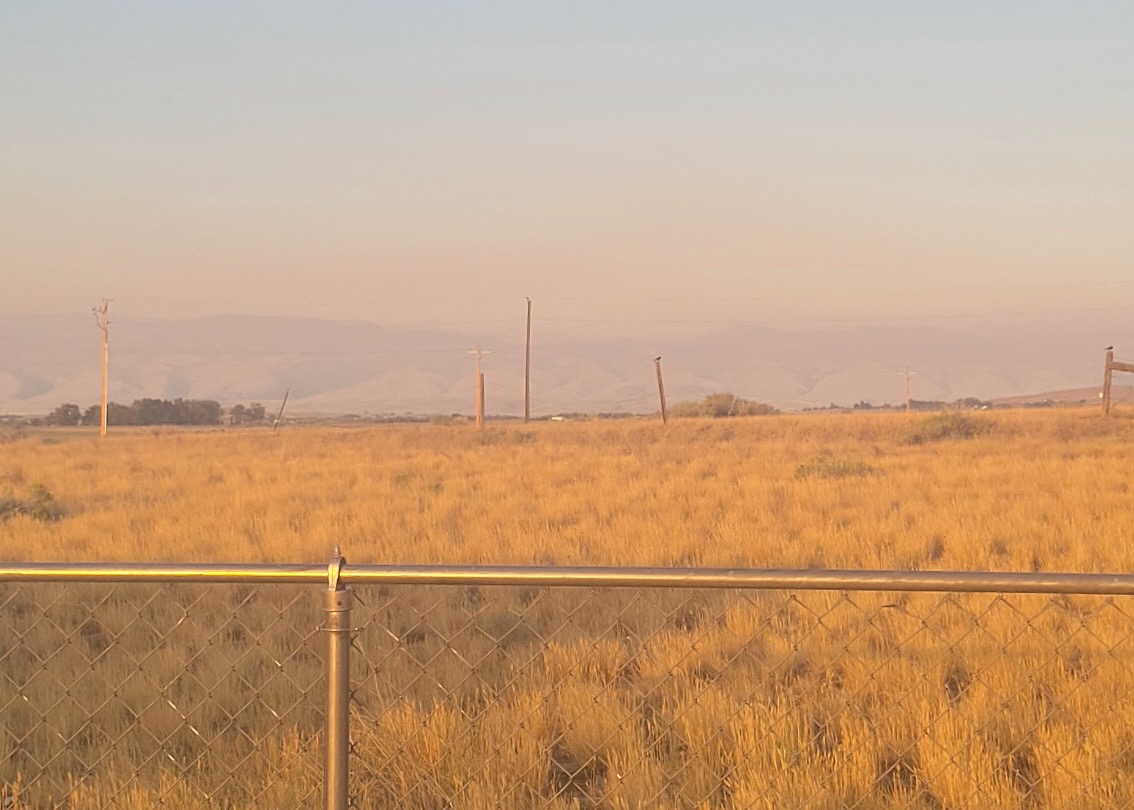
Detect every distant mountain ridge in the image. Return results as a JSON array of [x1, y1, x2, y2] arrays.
[[0, 313, 1121, 416]]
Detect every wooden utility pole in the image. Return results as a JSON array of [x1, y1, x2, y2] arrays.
[[477, 372, 485, 428], [469, 347, 490, 429], [1102, 347, 1134, 416], [654, 356, 668, 425], [523, 297, 532, 423], [1103, 348, 1114, 416], [905, 369, 916, 414], [273, 389, 289, 432], [93, 300, 109, 437]]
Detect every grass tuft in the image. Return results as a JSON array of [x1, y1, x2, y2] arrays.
[[795, 454, 875, 479], [904, 413, 992, 444], [0, 483, 64, 522]]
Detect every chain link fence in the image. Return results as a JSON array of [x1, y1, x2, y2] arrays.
[[0, 579, 324, 808], [4, 561, 1134, 809], [348, 583, 1134, 809]]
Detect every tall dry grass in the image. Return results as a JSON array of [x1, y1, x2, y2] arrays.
[[2, 409, 1132, 572], [2, 409, 1134, 807]]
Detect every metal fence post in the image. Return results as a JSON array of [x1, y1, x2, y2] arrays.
[[324, 548, 352, 810]]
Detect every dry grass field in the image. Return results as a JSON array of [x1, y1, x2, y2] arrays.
[[3, 409, 1134, 808], [3, 409, 1133, 570]]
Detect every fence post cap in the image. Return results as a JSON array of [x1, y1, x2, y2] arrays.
[[328, 547, 347, 592]]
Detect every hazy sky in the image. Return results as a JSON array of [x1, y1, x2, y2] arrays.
[[3, 2, 1132, 335]]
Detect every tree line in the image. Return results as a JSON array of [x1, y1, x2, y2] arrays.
[[43, 399, 267, 427]]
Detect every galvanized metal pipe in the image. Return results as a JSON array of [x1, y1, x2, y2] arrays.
[[4, 561, 1134, 595], [0, 562, 326, 583], [335, 565, 1134, 595], [324, 586, 352, 810], [6, 553, 1134, 807], [324, 552, 352, 810]]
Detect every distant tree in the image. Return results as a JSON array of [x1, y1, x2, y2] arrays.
[[909, 399, 946, 412], [703, 393, 739, 417], [133, 398, 179, 425], [229, 402, 268, 425], [732, 398, 777, 416], [107, 402, 133, 426], [80, 402, 133, 426], [81, 401, 132, 426], [671, 393, 778, 418], [113, 398, 223, 426], [669, 401, 701, 418], [952, 397, 991, 410], [45, 403, 81, 427], [179, 399, 222, 425], [70, 398, 227, 427]]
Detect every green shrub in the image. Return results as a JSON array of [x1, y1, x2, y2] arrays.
[[671, 393, 778, 418], [904, 413, 991, 445], [795, 455, 875, 480], [0, 483, 64, 522]]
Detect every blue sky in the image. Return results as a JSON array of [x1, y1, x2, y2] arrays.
[[3, 1, 1132, 334]]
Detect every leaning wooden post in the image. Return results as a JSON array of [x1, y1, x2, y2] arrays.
[[273, 389, 289, 432], [654, 356, 668, 425], [1103, 348, 1114, 417]]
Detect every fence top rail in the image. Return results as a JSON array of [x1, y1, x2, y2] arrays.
[[340, 565, 1134, 594], [0, 562, 327, 584], [3, 561, 1134, 594]]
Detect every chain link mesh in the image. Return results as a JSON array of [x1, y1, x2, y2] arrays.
[[349, 585, 1134, 809], [5, 577, 1134, 808], [0, 582, 324, 809]]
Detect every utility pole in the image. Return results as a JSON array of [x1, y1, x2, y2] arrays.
[[654, 356, 668, 425], [1102, 347, 1114, 416], [93, 300, 110, 437], [273, 389, 289, 432], [469, 346, 490, 429], [477, 369, 485, 429], [1104, 349, 1134, 416], [524, 297, 532, 423], [904, 369, 916, 414]]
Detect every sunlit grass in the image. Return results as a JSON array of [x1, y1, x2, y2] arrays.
[[2, 409, 1133, 572], [3, 409, 1134, 807]]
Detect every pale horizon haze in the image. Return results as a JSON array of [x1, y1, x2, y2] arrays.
[[3, 2, 1133, 340]]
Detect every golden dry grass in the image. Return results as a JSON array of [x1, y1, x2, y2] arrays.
[[2, 408, 1133, 570], [2, 409, 1134, 808]]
